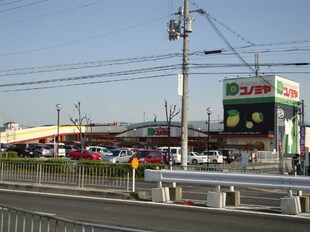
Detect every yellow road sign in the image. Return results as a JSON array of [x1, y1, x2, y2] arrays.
[[131, 157, 139, 169]]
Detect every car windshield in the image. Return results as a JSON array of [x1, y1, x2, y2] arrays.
[[107, 150, 121, 156], [193, 152, 203, 156], [134, 151, 149, 158]]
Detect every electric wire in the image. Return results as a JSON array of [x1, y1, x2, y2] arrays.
[[189, 0, 255, 46], [0, 1, 104, 28], [0, 53, 181, 77], [2, 42, 309, 77], [1, 14, 168, 57], [0, 73, 177, 93], [0, 0, 24, 7], [0, 0, 48, 13], [0, 64, 181, 88]]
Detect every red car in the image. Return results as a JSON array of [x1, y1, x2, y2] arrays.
[[128, 149, 164, 164], [69, 149, 101, 160]]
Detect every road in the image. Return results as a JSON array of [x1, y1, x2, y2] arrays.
[[0, 189, 308, 232]]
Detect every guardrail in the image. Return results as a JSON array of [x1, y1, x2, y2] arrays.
[[144, 169, 310, 191], [144, 169, 310, 214], [0, 162, 130, 190], [0, 204, 147, 232]]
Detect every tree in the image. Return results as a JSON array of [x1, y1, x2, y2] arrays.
[[164, 99, 180, 165], [69, 102, 91, 158]]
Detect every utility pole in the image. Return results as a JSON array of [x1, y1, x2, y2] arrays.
[[181, 0, 190, 170], [168, 0, 193, 169], [168, 1, 211, 169]]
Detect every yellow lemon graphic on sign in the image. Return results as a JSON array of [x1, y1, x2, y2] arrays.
[[226, 109, 240, 128], [252, 112, 264, 123], [246, 121, 253, 129]]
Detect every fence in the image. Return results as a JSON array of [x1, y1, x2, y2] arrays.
[[0, 204, 147, 232], [0, 161, 130, 190], [164, 157, 295, 175], [255, 151, 278, 163]]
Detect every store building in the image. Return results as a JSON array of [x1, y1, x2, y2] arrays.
[[221, 75, 301, 155]]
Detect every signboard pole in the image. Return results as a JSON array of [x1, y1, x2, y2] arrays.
[[131, 157, 139, 192], [132, 168, 135, 192]]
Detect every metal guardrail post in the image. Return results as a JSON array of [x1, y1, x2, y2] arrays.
[[36, 163, 40, 185], [127, 172, 130, 192], [81, 165, 84, 188], [38, 163, 42, 185], [158, 174, 163, 188], [0, 162, 3, 182], [78, 165, 81, 188]]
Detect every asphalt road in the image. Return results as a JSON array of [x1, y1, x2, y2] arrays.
[[0, 189, 308, 232]]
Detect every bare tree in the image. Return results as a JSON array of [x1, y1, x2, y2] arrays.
[[69, 102, 91, 158], [165, 99, 180, 165]]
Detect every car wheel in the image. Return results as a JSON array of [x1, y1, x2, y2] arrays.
[[69, 156, 74, 160], [87, 156, 92, 160], [213, 159, 218, 164], [192, 159, 198, 165]]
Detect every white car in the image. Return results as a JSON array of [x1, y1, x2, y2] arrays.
[[102, 149, 134, 163], [202, 150, 224, 164], [188, 152, 208, 165], [86, 146, 109, 157]]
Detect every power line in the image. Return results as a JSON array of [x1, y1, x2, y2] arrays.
[[0, 1, 104, 28], [2, 41, 309, 77], [0, 64, 181, 88], [0, 53, 181, 76], [189, 0, 255, 46], [0, 0, 24, 7], [0, 0, 48, 13], [1, 14, 168, 57], [0, 73, 177, 93]]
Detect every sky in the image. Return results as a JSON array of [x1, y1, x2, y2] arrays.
[[0, 0, 309, 127]]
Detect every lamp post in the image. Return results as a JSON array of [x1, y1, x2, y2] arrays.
[[55, 104, 62, 158], [134, 128, 136, 142], [198, 128, 201, 152], [206, 107, 212, 154]]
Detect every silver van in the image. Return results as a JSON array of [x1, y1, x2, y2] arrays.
[[46, 143, 66, 158]]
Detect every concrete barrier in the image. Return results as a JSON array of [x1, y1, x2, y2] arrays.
[[151, 187, 170, 203]]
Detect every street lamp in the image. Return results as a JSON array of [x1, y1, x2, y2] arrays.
[[56, 104, 62, 158], [206, 107, 212, 155], [134, 128, 137, 142], [198, 128, 201, 152]]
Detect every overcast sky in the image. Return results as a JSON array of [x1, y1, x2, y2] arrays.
[[0, 0, 309, 127]]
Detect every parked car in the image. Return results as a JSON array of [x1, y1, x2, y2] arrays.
[[46, 143, 66, 157], [0, 143, 7, 152], [64, 145, 80, 156], [86, 146, 109, 157], [102, 149, 134, 163], [69, 149, 101, 160], [188, 152, 208, 165], [7, 143, 40, 157], [34, 144, 53, 157], [157, 146, 182, 164], [128, 149, 164, 164], [202, 150, 224, 164], [220, 149, 236, 163]]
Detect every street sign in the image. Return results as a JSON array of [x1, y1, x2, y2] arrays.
[[131, 157, 139, 170]]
